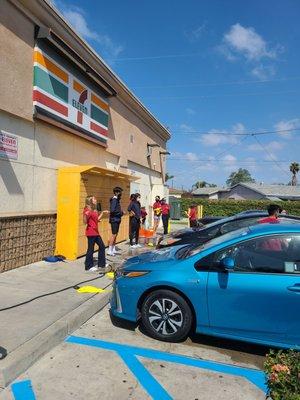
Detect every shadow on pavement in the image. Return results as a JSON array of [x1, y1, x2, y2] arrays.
[[109, 311, 268, 369]]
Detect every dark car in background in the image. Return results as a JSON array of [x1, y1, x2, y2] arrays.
[[157, 212, 300, 248], [198, 215, 224, 225]]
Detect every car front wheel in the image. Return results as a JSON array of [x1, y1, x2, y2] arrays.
[[141, 289, 192, 342]]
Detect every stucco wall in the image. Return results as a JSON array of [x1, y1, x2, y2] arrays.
[[0, 0, 34, 121], [0, 1, 168, 215]]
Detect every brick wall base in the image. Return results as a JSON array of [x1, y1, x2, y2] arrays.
[[0, 214, 56, 272]]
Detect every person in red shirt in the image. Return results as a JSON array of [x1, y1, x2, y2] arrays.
[[141, 207, 148, 226], [186, 205, 198, 228], [153, 196, 162, 232], [83, 196, 108, 272], [259, 204, 283, 251], [259, 204, 281, 224], [161, 198, 170, 234]]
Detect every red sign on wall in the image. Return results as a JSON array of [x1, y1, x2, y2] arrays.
[[0, 131, 18, 160]]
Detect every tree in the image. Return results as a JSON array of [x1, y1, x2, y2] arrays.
[[289, 162, 299, 186], [226, 168, 255, 187], [165, 172, 174, 182], [192, 181, 217, 190]]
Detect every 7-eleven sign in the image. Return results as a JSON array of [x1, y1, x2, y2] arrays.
[[70, 79, 89, 127]]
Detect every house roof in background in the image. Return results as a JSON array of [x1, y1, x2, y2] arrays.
[[169, 188, 185, 195], [233, 183, 300, 198], [192, 187, 228, 195]]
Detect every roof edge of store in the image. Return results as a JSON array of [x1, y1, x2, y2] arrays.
[[12, 0, 171, 142]]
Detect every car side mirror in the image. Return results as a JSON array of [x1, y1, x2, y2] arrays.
[[220, 257, 235, 271]]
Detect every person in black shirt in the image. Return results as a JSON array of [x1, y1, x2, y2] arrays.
[[108, 186, 124, 256], [128, 193, 142, 248]]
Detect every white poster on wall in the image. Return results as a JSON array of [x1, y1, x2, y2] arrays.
[[0, 130, 18, 160]]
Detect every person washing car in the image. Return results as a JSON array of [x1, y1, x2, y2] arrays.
[[83, 196, 108, 272]]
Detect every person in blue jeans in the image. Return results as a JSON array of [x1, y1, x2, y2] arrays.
[[83, 196, 107, 272]]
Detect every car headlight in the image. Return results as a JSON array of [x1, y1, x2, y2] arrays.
[[159, 237, 181, 246], [115, 270, 150, 278]]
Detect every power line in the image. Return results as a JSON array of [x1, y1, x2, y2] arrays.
[[168, 158, 292, 163], [251, 135, 290, 177], [133, 76, 300, 89], [112, 52, 203, 61], [169, 127, 300, 136], [142, 89, 298, 100]]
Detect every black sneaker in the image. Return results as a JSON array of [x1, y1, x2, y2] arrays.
[[0, 347, 7, 360]]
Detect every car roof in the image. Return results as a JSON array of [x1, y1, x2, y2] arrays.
[[188, 220, 300, 258], [201, 212, 267, 228], [248, 221, 300, 235], [201, 212, 300, 230]]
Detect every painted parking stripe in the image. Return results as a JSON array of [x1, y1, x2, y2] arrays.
[[66, 335, 267, 394], [118, 350, 172, 400], [11, 380, 36, 400]]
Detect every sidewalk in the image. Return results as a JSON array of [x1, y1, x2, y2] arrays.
[[0, 239, 144, 388], [0, 223, 183, 389]]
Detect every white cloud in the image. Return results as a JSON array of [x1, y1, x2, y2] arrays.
[[223, 23, 276, 61], [186, 108, 196, 115], [196, 127, 240, 147], [232, 122, 246, 134], [274, 118, 300, 139], [171, 151, 198, 162], [251, 64, 275, 80], [185, 152, 198, 161], [221, 154, 238, 171], [179, 123, 195, 132], [244, 157, 259, 172], [61, 5, 123, 59], [248, 140, 284, 153], [219, 23, 282, 80]]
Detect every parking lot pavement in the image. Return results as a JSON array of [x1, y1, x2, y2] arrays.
[[1, 306, 267, 400]]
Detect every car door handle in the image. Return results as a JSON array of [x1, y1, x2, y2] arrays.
[[287, 285, 300, 293]]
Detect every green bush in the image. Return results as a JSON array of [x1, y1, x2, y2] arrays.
[[264, 350, 300, 400], [180, 199, 300, 218]]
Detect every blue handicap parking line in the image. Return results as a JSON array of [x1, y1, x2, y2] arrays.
[[118, 350, 172, 400], [11, 380, 36, 400], [66, 335, 267, 397]]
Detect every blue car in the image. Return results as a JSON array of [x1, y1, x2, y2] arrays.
[[110, 223, 300, 348]]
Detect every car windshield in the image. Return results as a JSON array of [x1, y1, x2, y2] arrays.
[[184, 227, 251, 258]]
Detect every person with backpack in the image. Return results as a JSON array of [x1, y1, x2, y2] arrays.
[[83, 196, 108, 272], [107, 187, 124, 256], [128, 193, 142, 248]]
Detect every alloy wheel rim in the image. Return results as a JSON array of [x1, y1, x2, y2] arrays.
[[148, 298, 183, 335]]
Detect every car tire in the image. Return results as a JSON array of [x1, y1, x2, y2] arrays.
[[141, 289, 192, 342]]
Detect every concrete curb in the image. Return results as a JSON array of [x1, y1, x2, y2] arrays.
[[0, 289, 111, 388]]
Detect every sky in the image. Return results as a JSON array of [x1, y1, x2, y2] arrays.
[[52, 0, 300, 189]]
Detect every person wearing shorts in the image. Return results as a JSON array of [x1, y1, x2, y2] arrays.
[[108, 187, 124, 256], [153, 196, 162, 232]]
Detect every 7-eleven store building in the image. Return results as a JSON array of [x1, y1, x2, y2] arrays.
[[0, 0, 170, 272]]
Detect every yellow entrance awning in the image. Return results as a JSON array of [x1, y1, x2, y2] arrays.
[[58, 165, 139, 181]]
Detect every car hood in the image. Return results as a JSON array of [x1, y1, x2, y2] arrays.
[[123, 245, 186, 270]]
